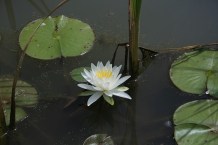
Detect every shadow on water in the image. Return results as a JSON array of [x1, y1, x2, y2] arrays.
[[1, 0, 218, 145]]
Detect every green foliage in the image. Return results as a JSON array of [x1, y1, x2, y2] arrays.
[[170, 50, 218, 97], [19, 15, 95, 60], [174, 100, 218, 145]]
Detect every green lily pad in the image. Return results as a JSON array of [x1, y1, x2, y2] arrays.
[[174, 100, 218, 145], [170, 50, 218, 97], [19, 15, 95, 60], [0, 77, 38, 107], [70, 67, 90, 82], [83, 134, 114, 145]]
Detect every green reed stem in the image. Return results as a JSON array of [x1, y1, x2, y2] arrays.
[[9, 0, 70, 130], [128, 0, 142, 78]]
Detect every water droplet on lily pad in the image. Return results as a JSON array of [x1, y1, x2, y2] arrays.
[[19, 15, 95, 60]]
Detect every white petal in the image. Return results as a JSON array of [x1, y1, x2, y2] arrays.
[[110, 74, 121, 83], [112, 65, 122, 78], [87, 92, 103, 106], [91, 63, 97, 72], [97, 61, 101, 67], [105, 61, 112, 70], [93, 86, 103, 91], [104, 90, 114, 97], [81, 72, 90, 82], [102, 82, 110, 90], [105, 61, 110, 67], [113, 91, 132, 99], [99, 62, 104, 69], [77, 84, 96, 91], [96, 61, 101, 68], [109, 74, 122, 89], [112, 75, 131, 89], [84, 69, 91, 78], [83, 70, 96, 85]]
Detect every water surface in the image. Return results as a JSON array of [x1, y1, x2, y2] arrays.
[[1, 0, 218, 145]]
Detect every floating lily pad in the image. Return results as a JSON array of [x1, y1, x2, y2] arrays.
[[19, 15, 95, 60], [83, 134, 114, 145], [170, 50, 218, 97], [174, 100, 218, 145], [0, 77, 38, 107], [70, 67, 90, 82]]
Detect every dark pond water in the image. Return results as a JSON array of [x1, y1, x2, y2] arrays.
[[1, 0, 218, 145]]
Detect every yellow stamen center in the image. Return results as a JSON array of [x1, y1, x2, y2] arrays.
[[96, 70, 112, 79]]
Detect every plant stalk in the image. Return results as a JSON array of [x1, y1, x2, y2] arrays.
[[128, 0, 142, 78], [9, 0, 70, 130]]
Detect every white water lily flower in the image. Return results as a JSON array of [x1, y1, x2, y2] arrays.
[[78, 61, 131, 106]]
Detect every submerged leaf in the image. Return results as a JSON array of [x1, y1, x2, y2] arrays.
[[4, 107, 27, 126], [170, 50, 218, 97], [83, 134, 114, 145], [0, 76, 38, 126], [174, 100, 218, 145], [19, 15, 95, 60], [0, 77, 38, 107]]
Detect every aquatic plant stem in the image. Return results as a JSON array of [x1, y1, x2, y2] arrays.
[[128, 0, 142, 78], [9, 0, 70, 130]]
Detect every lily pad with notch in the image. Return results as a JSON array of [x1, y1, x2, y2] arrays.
[[170, 50, 218, 97], [174, 100, 218, 145], [19, 15, 95, 60]]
